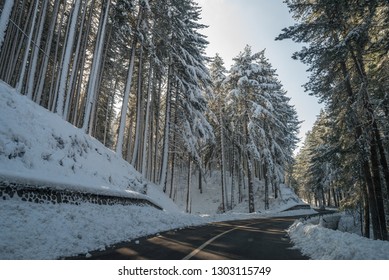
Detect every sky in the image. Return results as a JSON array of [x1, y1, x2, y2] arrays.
[[195, 0, 323, 151]]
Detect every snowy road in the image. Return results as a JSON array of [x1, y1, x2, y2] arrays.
[[67, 216, 309, 260]]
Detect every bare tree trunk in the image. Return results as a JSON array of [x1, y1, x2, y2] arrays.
[[26, 0, 48, 100], [71, 0, 96, 126], [50, 1, 72, 112], [373, 120, 389, 205], [230, 143, 235, 208], [244, 114, 255, 213], [82, 0, 110, 133], [169, 89, 179, 198], [0, 0, 16, 80], [64, 0, 89, 121], [0, 0, 14, 52], [198, 168, 203, 194], [238, 161, 243, 203], [103, 79, 116, 146], [116, 5, 144, 156], [35, 0, 61, 105], [264, 161, 269, 210], [152, 78, 162, 183], [186, 156, 192, 213], [16, 0, 39, 94], [219, 102, 226, 212], [369, 134, 388, 240], [131, 46, 144, 167], [56, 0, 81, 116], [5, 0, 32, 85], [160, 64, 173, 191], [141, 60, 154, 176], [362, 182, 370, 238]]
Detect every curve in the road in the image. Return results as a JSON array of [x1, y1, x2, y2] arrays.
[[183, 220, 262, 260], [66, 216, 309, 260]]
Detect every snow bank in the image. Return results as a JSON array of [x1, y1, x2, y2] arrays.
[[288, 217, 389, 259]]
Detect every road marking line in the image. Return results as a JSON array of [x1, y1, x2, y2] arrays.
[[182, 221, 259, 260]]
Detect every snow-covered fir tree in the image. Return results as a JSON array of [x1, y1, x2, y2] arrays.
[[224, 45, 298, 212]]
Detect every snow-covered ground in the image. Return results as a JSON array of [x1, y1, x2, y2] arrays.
[[288, 214, 389, 259], [1, 80, 388, 260]]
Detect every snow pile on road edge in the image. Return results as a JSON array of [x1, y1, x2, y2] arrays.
[[288, 218, 389, 259]]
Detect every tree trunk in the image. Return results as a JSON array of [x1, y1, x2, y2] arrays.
[[48, 2, 67, 112], [82, 0, 110, 133], [141, 60, 154, 176], [160, 64, 173, 191], [152, 78, 162, 183], [169, 88, 179, 198], [71, 0, 96, 126], [230, 143, 235, 208], [247, 153, 255, 213], [238, 161, 243, 203], [244, 115, 255, 213], [373, 120, 389, 203], [56, 0, 81, 116], [362, 182, 370, 238], [186, 156, 192, 213], [35, 0, 61, 105], [16, 0, 39, 94], [131, 45, 144, 168], [219, 109, 226, 212], [198, 168, 203, 194], [116, 5, 144, 156], [331, 187, 338, 207], [264, 162, 269, 210], [64, 0, 89, 121], [369, 134, 388, 240], [26, 0, 48, 100], [0, 0, 14, 52], [6, 0, 32, 85]]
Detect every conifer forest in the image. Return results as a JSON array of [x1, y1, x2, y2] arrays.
[[0, 0, 388, 242]]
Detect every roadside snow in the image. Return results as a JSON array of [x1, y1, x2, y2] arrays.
[[288, 215, 389, 259], [0, 199, 204, 259]]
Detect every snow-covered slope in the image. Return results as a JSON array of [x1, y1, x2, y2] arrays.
[[172, 171, 306, 214], [0, 80, 177, 211]]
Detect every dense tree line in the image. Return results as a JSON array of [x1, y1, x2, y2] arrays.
[[0, 0, 298, 213], [208, 48, 299, 212], [279, 0, 389, 240]]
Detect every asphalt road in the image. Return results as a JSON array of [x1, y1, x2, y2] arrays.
[[68, 216, 310, 260]]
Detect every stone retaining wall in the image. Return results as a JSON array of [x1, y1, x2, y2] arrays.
[[0, 181, 162, 210]]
